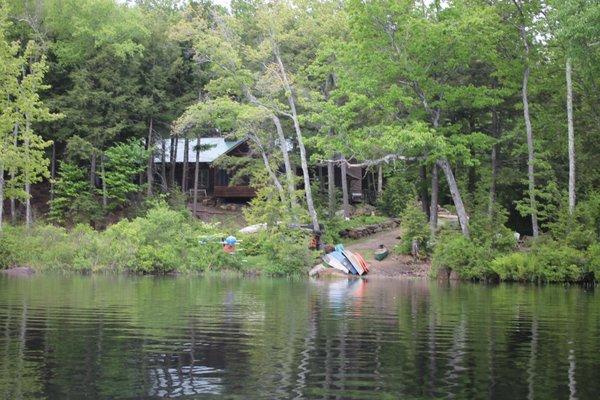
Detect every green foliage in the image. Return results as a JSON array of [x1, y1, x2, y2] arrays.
[[250, 227, 313, 276], [49, 162, 100, 225], [102, 140, 149, 208], [377, 173, 415, 217], [491, 243, 587, 283], [397, 200, 429, 255], [431, 232, 493, 280], [321, 214, 390, 244]]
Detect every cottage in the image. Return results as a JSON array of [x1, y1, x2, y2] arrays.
[[154, 137, 255, 200], [154, 137, 370, 205]]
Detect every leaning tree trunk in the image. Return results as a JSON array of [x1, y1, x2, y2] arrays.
[[259, 148, 286, 203], [429, 164, 439, 238], [192, 135, 201, 217], [340, 158, 350, 218], [272, 115, 297, 210], [274, 49, 319, 232], [146, 118, 154, 197], [566, 57, 576, 215], [437, 159, 469, 238], [520, 26, 539, 238], [181, 137, 189, 193]]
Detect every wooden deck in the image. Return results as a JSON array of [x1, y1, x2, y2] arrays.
[[213, 185, 255, 198]]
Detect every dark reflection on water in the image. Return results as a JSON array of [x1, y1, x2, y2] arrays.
[[0, 275, 598, 399]]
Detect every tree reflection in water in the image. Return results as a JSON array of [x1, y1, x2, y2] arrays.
[[0, 275, 598, 400]]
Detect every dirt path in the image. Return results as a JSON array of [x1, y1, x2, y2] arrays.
[[344, 228, 430, 279]]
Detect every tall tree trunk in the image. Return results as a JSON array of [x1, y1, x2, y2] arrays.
[[327, 160, 335, 218], [192, 136, 200, 217], [90, 152, 96, 188], [10, 123, 18, 224], [146, 118, 154, 197], [170, 136, 177, 188], [341, 158, 350, 218], [437, 159, 469, 238], [377, 164, 383, 197], [242, 87, 296, 209], [488, 108, 500, 217], [181, 137, 189, 193], [520, 26, 539, 238], [566, 57, 576, 215], [259, 147, 286, 203], [160, 136, 167, 191], [274, 49, 319, 232], [24, 116, 32, 229], [419, 165, 430, 218], [429, 164, 439, 238], [100, 154, 107, 209], [271, 115, 296, 210], [50, 142, 56, 201]]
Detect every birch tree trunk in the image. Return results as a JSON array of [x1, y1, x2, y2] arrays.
[[520, 26, 539, 237], [192, 136, 200, 217], [327, 160, 335, 218], [341, 158, 350, 218], [259, 147, 286, 203], [271, 115, 296, 209], [24, 117, 32, 228], [429, 164, 439, 237], [437, 159, 469, 238], [146, 118, 153, 197], [181, 137, 189, 193], [566, 57, 575, 215], [274, 49, 319, 231]]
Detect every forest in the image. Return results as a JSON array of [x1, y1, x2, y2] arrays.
[[0, 0, 599, 281]]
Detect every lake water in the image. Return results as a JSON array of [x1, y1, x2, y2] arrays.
[[0, 275, 598, 399]]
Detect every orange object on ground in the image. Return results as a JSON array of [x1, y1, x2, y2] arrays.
[[223, 244, 236, 253], [353, 252, 370, 273]]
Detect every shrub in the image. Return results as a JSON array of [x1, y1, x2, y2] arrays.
[[241, 227, 314, 276], [490, 252, 535, 281], [431, 232, 493, 279], [396, 200, 429, 255], [491, 243, 587, 283], [587, 243, 600, 281]]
